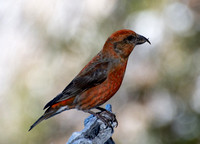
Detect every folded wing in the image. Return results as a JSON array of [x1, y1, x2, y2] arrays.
[[43, 61, 110, 110]]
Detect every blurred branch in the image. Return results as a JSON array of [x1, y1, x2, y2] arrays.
[[66, 104, 117, 144]]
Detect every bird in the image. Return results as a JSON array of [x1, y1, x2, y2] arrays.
[[29, 29, 150, 131]]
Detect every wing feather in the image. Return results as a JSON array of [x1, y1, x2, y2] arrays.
[[43, 61, 109, 109]]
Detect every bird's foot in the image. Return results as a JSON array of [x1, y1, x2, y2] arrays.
[[97, 110, 118, 128], [84, 109, 117, 129], [96, 106, 118, 127]]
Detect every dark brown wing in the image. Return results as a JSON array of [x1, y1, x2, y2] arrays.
[[43, 61, 109, 110]]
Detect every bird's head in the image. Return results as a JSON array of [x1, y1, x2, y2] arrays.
[[103, 29, 151, 59]]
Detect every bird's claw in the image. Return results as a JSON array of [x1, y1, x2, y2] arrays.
[[97, 110, 118, 128]]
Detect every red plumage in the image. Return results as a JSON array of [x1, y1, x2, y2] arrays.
[[29, 29, 150, 131]]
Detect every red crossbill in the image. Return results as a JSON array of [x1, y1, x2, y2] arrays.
[[29, 29, 150, 131]]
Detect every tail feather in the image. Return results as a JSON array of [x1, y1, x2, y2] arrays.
[[29, 106, 69, 131], [29, 107, 56, 131], [29, 115, 45, 131], [43, 93, 63, 110]]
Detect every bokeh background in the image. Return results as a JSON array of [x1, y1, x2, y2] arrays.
[[1, 0, 200, 144]]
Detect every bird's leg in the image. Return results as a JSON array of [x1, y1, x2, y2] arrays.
[[84, 109, 113, 127], [96, 106, 106, 112], [96, 107, 118, 127]]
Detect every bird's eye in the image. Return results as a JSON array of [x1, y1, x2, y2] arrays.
[[126, 35, 135, 41]]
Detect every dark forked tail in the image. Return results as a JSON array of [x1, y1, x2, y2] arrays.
[[28, 115, 45, 131], [29, 106, 69, 131]]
